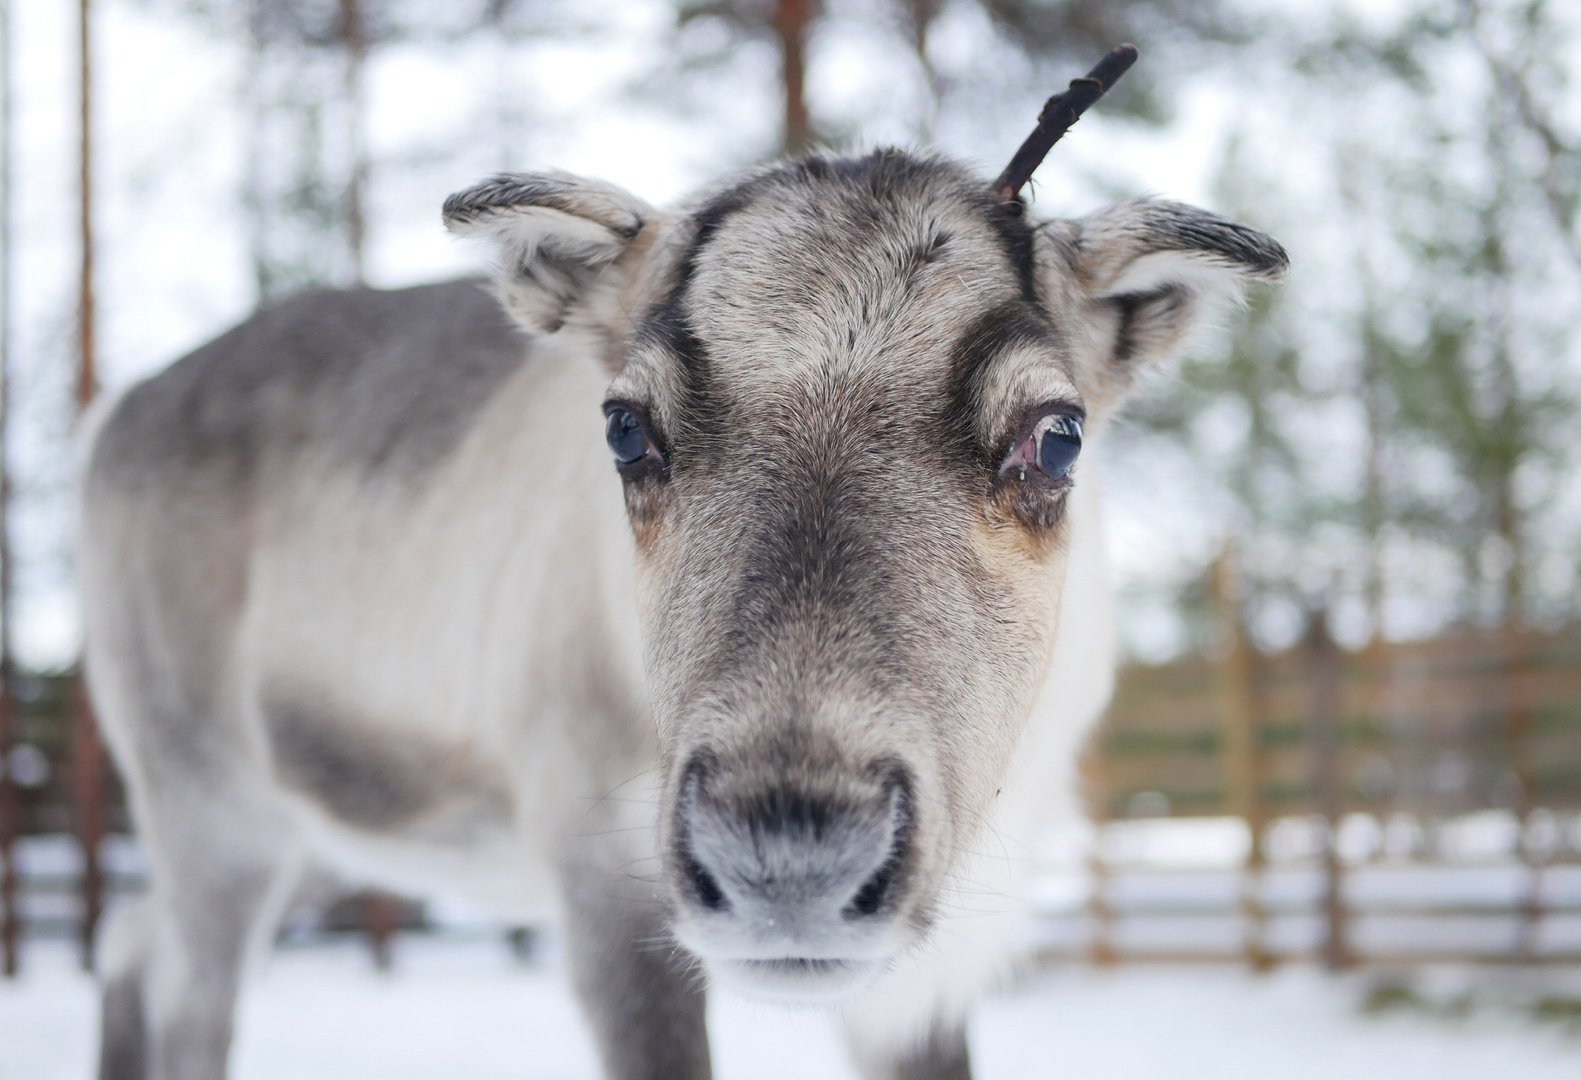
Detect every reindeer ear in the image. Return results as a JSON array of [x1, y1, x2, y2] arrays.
[[1056, 198, 1287, 395], [443, 171, 656, 334]]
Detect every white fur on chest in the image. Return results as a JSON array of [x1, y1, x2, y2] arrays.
[[233, 335, 655, 911]]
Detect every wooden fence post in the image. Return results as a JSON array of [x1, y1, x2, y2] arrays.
[[73, 675, 104, 970], [0, 678, 16, 977], [1504, 626, 1543, 960], [1214, 549, 1270, 970], [1086, 826, 1116, 967], [1082, 734, 1116, 966], [1308, 607, 1351, 970]]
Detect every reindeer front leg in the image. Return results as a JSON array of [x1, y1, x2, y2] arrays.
[[559, 851, 712, 1080], [867, 1024, 972, 1080]]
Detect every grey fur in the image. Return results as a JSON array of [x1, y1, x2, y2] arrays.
[[93, 278, 528, 489], [1074, 197, 1290, 284], [443, 171, 656, 334], [442, 171, 647, 239], [559, 854, 713, 1080], [82, 148, 1284, 1080], [895, 1023, 972, 1080], [98, 971, 148, 1080], [263, 687, 512, 834]]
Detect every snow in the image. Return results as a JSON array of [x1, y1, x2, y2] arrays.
[[3, 935, 1579, 1080], [7, 821, 1581, 1075]]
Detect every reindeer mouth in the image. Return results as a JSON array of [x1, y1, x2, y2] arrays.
[[712, 956, 886, 1002]]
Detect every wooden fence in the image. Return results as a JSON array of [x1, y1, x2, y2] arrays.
[[3, 623, 1581, 971], [1071, 620, 1581, 968], [1091, 626, 1581, 821], [0, 672, 125, 972]]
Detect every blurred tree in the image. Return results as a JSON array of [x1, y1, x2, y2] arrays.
[[1302, 0, 1578, 633], [671, 0, 818, 154], [147, 0, 554, 299], [1117, 0, 1581, 654], [668, 0, 1246, 156], [900, 0, 1247, 120]]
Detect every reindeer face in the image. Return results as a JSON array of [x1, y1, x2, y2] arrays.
[[444, 151, 1285, 1001]]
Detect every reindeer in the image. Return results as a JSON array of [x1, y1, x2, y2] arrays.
[[80, 52, 1285, 1080]]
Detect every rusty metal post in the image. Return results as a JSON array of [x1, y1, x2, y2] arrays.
[[0, 0, 18, 980], [1214, 549, 1270, 971], [362, 891, 398, 971], [72, 0, 106, 972], [1308, 608, 1351, 970]]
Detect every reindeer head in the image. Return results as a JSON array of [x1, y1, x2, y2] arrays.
[[445, 150, 1285, 1001]]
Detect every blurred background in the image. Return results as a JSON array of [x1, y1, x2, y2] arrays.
[[2, 0, 1581, 1077]]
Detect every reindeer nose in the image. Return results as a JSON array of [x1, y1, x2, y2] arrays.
[[673, 754, 912, 937]]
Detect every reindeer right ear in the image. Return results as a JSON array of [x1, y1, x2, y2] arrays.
[[443, 171, 656, 334]]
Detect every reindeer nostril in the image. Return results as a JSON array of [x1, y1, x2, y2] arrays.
[[849, 862, 893, 916], [684, 851, 728, 912], [847, 764, 912, 918], [677, 751, 730, 912]]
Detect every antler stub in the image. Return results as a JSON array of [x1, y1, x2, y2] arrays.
[[993, 44, 1140, 203]]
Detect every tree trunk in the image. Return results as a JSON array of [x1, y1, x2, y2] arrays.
[[77, 0, 95, 406], [74, 0, 105, 971], [773, 0, 812, 154], [0, 0, 16, 978], [340, 0, 367, 284]]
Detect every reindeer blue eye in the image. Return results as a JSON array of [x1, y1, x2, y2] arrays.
[[605, 408, 648, 465], [1038, 416, 1082, 478], [1000, 409, 1083, 485]]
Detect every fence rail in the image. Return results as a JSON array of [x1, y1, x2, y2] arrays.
[[1078, 617, 1581, 969], [3, 622, 1581, 971], [1090, 627, 1581, 821]]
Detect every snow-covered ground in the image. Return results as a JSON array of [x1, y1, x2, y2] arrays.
[[3, 934, 1580, 1080]]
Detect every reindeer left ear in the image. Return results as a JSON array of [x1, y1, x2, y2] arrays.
[[1051, 197, 1287, 395], [443, 171, 657, 335]]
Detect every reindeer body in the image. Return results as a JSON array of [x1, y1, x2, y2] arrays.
[[82, 152, 1284, 1080]]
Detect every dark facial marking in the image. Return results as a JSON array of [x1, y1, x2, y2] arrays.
[[945, 302, 1061, 473], [712, 458, 923, 682], [981, 196, 1040, 303], [628, 180, 763, 438], [630, 292, 713, 469], [665, 180, 759, 325]]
